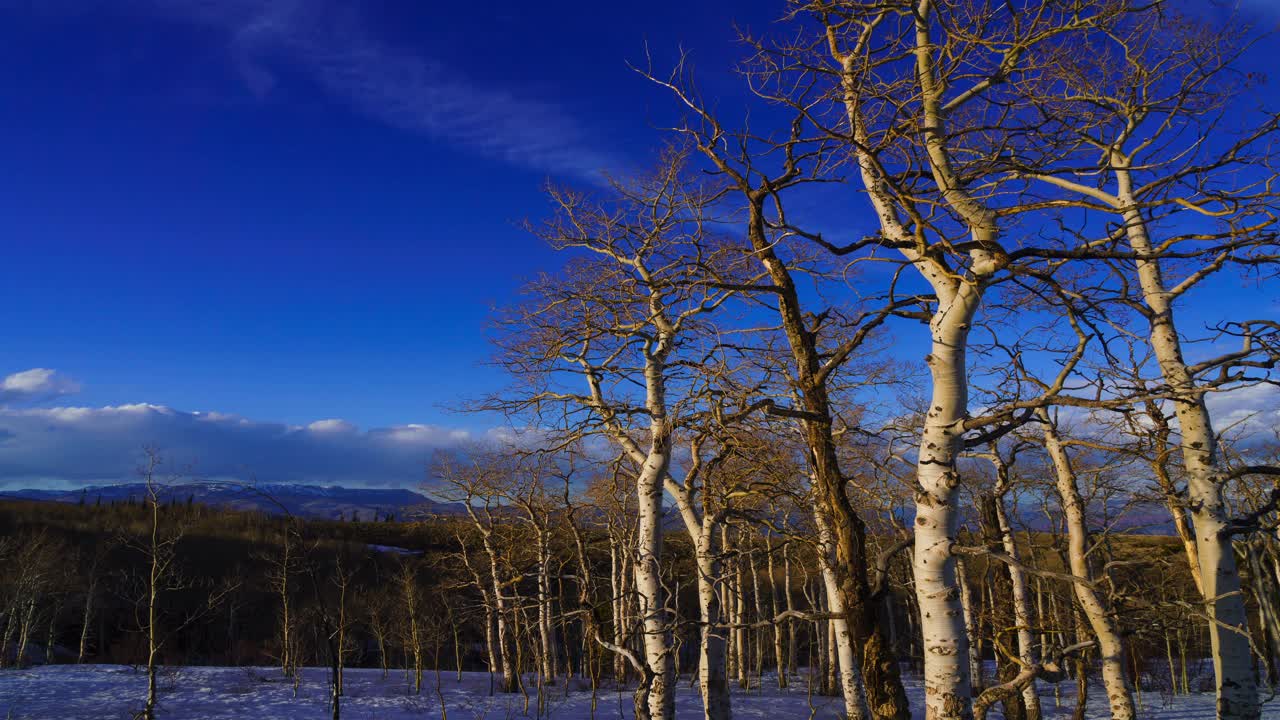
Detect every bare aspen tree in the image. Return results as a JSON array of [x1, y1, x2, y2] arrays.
[[1001, 9, 1280, 716], [365, 587, 395, 680], [0, 531, 65, 669], [77, 544, 109, 664], [583, 469, 638, 686], [955, 556, 983, 691], [330, 548, 358, 698], [661, 433, 742, 720], [302, 542, 362, 720], [1123, 394, 1205, 595], [637, 61, 923, 719], [260, 516, 302, 681], [122, 449, 233, 720], [395, 556, 427, 694], [491, 149, 738, 720], [765, 531, 786, 689], [432, 450, 520, 694], [735, 4, 1130, 714], [503, 454, 561, 684]]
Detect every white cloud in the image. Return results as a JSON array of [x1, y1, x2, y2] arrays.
[[307, 418, 356, 433], [1206, 383, 1280, 443], [0, 368, 81, 406], [0, 402, 502, 489]]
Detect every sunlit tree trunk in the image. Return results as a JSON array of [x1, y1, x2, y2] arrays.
[[1038, 409, 1135, 720], [1114, 165, 1258, 720]]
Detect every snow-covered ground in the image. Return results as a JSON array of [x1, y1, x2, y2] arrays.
[[0, 665, 1272, 720]]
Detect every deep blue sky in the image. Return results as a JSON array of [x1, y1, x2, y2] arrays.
[[0, 0, 779, 430], [1, 0, 1277, 488]]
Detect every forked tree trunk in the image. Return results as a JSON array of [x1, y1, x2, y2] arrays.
[[843, 53, 991, 716], [1143, 404, 1205, 596], [723, 180, 908, 719]]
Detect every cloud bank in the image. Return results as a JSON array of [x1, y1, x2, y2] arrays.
[[0, 401, 495, 489], [2, 366, 1273, 491], [0, 367, 498, 489]]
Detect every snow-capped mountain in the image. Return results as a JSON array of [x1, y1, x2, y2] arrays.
[[0, 482, 460, 521]]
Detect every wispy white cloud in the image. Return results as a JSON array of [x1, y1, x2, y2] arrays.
[[0, 368, 81, 406], [137, 0, 619, 180]]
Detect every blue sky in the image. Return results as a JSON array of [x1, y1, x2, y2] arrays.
[[0, 0, 791, 487], [1, 1, 1277, 488], [0, 0, 773, 426]]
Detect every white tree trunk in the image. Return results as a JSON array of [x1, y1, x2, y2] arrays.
[[815, 502, 872, 720], [993, 488, 1040, 717], [914, 286, 983, 720], [783, 546, 798, 677], [636, 456, 675, 720], [484, 543, 517, 693], [956, 556, 983, 691], [611, 543, 628, 683], [1115, 168, 1258, 720], [734, 546, 748, 690], [668, 478, 731, 720], [537, 533, 557, 682], [768, 541, 787, 689], [1039, 409, 1135, 720]]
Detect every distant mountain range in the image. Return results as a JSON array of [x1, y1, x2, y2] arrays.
[[0, 482, 1180, 534], [0, 482, 460, 521]]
